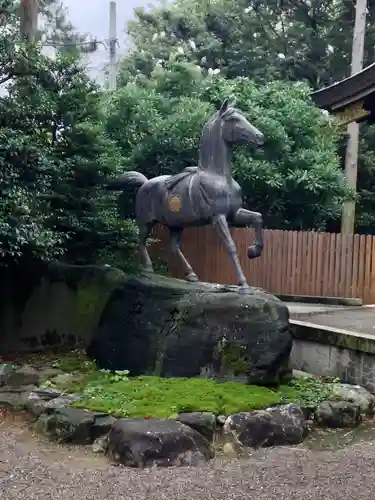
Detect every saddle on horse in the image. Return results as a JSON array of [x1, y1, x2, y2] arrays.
[[164, 166, 198, 191]]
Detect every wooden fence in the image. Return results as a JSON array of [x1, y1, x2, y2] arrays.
[[149, 225, 375, 304]]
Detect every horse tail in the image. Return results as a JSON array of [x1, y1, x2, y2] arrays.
[[105, 171, 148, 192]]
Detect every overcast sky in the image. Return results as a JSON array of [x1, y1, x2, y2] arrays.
[[62, 0, 149, 84]]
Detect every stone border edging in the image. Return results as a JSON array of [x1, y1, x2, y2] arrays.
[[290, 304, 375, 319], [279, 295, 363, 306], [2, 362, 375, 468], [290, 319, 375, 354]]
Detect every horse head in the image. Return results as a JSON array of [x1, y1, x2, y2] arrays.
[[219, 97, 264, 148]]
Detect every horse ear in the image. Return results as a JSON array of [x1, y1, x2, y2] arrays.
[[219, 97, 230, 116]]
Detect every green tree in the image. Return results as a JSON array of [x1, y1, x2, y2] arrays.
[[0, 5, 136, 265], [120, 0, 362, 89], [356, 124, 375, 233], [106, 62, 350, 230]]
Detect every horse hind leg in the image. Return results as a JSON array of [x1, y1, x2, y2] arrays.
[[170, 228, 198, 282], [138, 222, 155, 274]]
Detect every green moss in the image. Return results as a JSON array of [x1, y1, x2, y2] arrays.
[[71, 268, 123, 332], [221, 341, 248, 375], [50, 350, 96, 374], [263, 302, 280, 320], [39, 349, 333, 419], [72, 376, 281, 418], [72, 283, 106, 328]]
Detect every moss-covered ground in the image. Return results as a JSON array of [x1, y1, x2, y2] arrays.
[[34, 349, 334, 419]]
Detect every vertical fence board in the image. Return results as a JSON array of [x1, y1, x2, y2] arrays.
[[264, 230, 271, 291], [292, 232, 299, 294], [371, 238, 375, 304], [351, 234, 360, 299], [345, 234, 354, 297], [285, 231, 293, 295], [357, 235, 366, 301], [333, 233, 342, 297], [321, 233, 330, 296], [327, 232, 336, 296], [311, 232, 319, 296], [305, 231, 314, 295], [295, 231, 304, 295], [280, 230, 287, 294], [272, 230, 280, 294], [339, 234, 348, 298], [364, 235, 373, 304], [316, 232, 325, 296], [304, 231, 311, 295]]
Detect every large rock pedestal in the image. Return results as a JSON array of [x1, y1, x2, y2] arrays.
[[87, 274, 292, 385]]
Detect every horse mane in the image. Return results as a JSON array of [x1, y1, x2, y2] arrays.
[[198, 112, 220, 171], [198, 108, 235, 171]]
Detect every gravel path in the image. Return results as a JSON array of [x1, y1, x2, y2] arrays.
[[1, 412, 375, 500]]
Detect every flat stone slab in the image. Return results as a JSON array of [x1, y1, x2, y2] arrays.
[[287, 303, 344, 315], [290, 307, 375, 337]]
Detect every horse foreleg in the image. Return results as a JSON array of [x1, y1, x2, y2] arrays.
[[233, 208, 264, 259], [138, 222, 155, 274], [212, 215, 248, 288], [170, 228, 198, 282]]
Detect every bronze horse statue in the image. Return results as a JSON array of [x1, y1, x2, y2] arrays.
[[107, 98, 265, 289]]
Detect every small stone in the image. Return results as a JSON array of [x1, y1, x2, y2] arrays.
[[224, 404, 308, 448], [0, 384, 37, 393], [92, 414, 116, 440], [329, 383, 375, 415], [177, 412, 216, 441], [42, 396, 78, 412], [92, 435, 109, 454], [25, 389, 69, 417], [34, 387, 62, 400], [0, 390, 31, 410], [108, 418, 214, 468], [0, 384, 39, 410], [36, 407, 97, 444], [26, 392, 49, 417], [217, 415, 227, 425], [0, 364, 16, 386], [5, 365, 40, 387], [39, 368, 60, 380], [315, 401, 362, 428]]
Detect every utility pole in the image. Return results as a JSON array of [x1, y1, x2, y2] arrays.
[[341, 0, 367, 234], [20, 0, 39, 42], [108, 1, 117, 91]]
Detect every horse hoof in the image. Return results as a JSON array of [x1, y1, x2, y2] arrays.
[[185, 272, 198, 282], [248, 245, 261, 259], [238, 282, 249, 291]]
